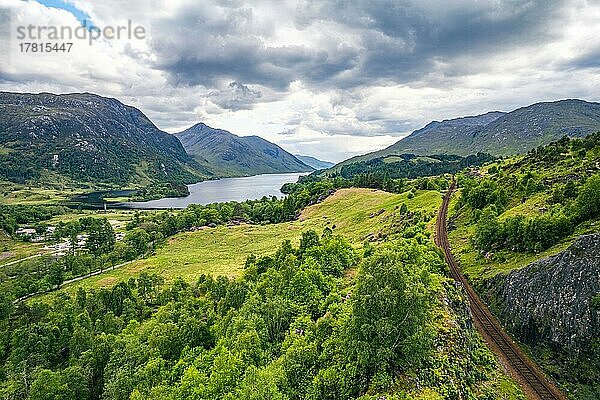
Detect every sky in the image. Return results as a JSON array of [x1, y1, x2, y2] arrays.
[[1, 0, 600, 162]]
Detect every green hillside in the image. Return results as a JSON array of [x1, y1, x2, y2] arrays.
[[0, 92, 209, 189], [175, 123, 313, 177], [3, 186, 521, 400], [446, 133, 600, 397], [337, 99, 600, 168]]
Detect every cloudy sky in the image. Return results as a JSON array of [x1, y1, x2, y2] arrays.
[[1, 0, 600, 162]]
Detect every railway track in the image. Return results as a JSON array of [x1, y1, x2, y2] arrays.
[[435, 181, 566, 400]]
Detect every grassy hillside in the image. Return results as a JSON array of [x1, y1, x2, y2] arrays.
[[52, 188, 442, 294], [12, 187, 524, 400], [444, 134, 600, 399], [448, 133, 600, 283]]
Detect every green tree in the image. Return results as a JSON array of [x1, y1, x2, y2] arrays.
[[124, 228, 151, 256], [29, 366, 89, 400], [474, 206, 502, 249], [576, 174, 600, 221], [48, 262, 65, 289], [86, 218, 116, 255], [350, 241, 440, 379]]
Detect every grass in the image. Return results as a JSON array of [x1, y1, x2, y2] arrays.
[[0, 235, 45, 265], [0, 186, 75, 205], [49, 188, 443, 295], [46, 209, 136, 232]]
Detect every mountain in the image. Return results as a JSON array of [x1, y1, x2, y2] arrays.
[[175, 123, 313, 177], [338, 99, 600, 167], [0, 92, 208, 187], [294, 155, 334, 170]]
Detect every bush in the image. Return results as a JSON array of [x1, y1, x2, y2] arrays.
[[575, 174, 600, 221]]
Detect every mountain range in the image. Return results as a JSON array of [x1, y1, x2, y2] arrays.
[[0, 92, 314, 188], [3, 93, 600, 190], [293, 155, 334, 170], [175, 123, 313, 177], [338, 99, 600, 167]]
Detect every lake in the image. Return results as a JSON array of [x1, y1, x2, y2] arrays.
[[123, 172, 306, 209]]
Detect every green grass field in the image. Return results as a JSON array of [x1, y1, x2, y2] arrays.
[[0, 235, 46, 265], [0, 187, 75, 205], [53, 188, 443, 294]]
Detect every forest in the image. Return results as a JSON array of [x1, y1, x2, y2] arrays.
[[336, 153, 494, 180], [459, 133, 600, 253], [0, 227, 513, 399]]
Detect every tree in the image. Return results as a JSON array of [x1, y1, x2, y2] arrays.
[[0, 292, 12, 320], [474, 206, 502, 249], [299, 230, 320, 255], [576, 174, 600, 221], [48, 262, 65, 289], [124, 228, 151, 256], [86, 218, 116, 255], [29, 366, 89, 400], [350, 241, 440, 378]]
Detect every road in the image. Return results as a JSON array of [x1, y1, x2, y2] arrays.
[[435, 181, 566, 400], [0, 249, 63, 269], [12, 259, 135, 304]]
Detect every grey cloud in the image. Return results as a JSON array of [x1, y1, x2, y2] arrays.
[[209, 81, 262, 111], [149, 0, 569, 97]]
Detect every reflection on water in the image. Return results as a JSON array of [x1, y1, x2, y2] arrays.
[[123, 172, 306, 209]]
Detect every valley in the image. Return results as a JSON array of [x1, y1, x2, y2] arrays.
[[0, 93, 599, 400], [4, 2, 600, 399], [40, 188, 442, 296]]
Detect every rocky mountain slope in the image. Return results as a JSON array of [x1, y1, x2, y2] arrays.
[[0, 92, 208, 187], [483, 233, 600, 399], [338, 99, 600, 168], [175, 123, 313, 177]]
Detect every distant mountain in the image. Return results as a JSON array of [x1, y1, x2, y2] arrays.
[[294, 155, 334, 170], [175, 123, 313, 177], [0, 92, 208, 187], [338, 99, 600, 167]]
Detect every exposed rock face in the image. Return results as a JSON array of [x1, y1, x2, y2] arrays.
[[483, 233, 600, 398]]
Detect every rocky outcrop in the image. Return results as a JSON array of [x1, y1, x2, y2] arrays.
[[483, 233, 600, 398]]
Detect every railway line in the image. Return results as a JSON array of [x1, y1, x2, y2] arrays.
[[434, 181, 566, 400]]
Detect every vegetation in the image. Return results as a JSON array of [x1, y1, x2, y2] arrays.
[[0, 204, 69, 235], [448, 133, 600, 398], [0, 216, 152, 301], [128, 183, 190, 202], [0, 92, 206, 188], [46, 188, 442, 296], [5, 127, 600, 399], [0, 228, 522, 399], [335, 153, 494, 181], [458, 134, 600, 254], [288, 166, 454, 197]]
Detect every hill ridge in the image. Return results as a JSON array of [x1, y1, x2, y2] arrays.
[[334, 98, 600, 169], [175, 123, 313, 177]]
